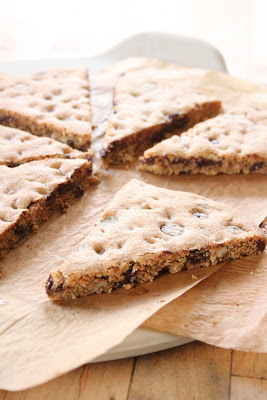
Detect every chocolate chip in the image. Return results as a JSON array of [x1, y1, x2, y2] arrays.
[[257, 239, 266, 252], [80, 143, 90, 152], [0, 115, 14, 125], [141, 156, 156, 165], [193, 212, 208, 219], [197, 158, 222, 167], [67, 139, 75, 148], [14, 224, 26, 236], [227, 225, 243, 234], [250, 161, 264, 172], [162, 250, 173, 254], [187, 249, 209, 264], [46, 274, 63, 293], [172, 158, 191, 165], [259, 221, 267, 233], [57, 182, 73, 195], [161, 223, 184, 236], [100, 216, 118, 225], [113, 282, 123, 289], [122, 267, 138, 284], [100, 149, 108, 158], [73, 185, 84, 198], [210, 138, 220, 144], [46, 191, 57, 206], [171, 157, 222, 167], [46, 274, 54, 292]]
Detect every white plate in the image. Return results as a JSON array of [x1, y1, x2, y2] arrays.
[[0, 32, 227, 361]]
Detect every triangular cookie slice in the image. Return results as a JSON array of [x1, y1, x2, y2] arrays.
[[101, 67, 221, 165], [140, 106, 267, 175], [46, 179, 266, 301], [0, 125, 93, 166], [0, 69, 91, 150], [0, 157, 95, 259]]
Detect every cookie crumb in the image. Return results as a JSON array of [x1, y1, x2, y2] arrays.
[[192, 274, 198, 279], [212, 319, 217, 325]]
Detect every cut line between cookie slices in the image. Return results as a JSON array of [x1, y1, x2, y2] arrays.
[[101, 67, 221, 165]]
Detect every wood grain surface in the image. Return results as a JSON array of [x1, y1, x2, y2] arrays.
[[1, 342, 266, 399]]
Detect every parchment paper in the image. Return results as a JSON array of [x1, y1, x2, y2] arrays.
[[144, 250, 267, 352], [0, 58, 266, 391]]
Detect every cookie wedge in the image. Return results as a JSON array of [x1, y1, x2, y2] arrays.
[[0, 69, 91, 150], [101, 67, 221, 165], [0, 125, 93, 167], [0, 158, 96, 259], [46, 179, 266, 301], [140, 106, 267, 175]]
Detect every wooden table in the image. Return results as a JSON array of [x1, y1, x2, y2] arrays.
[[0, 342, 266, 399]]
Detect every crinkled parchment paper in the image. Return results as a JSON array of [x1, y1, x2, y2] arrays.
[[144, 250, 267, 352], [0, 58, 266, 390]]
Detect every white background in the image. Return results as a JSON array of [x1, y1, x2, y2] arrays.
[[0, 0, 266, 84]]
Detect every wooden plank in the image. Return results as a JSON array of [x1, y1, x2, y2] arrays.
[[128, 341, 231, 400], [232, 351, 267, 379], [0, 358, 134, 400], [0, 367, 82, 400], [78, 358, 134, 400], [230, 376, 267, 400]]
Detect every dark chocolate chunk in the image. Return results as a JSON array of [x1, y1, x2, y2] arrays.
[[250, 161, 264, 172], [197, 158, 222, 167], [0, 115, 13, 124], [171, 157, 222, 168], [172, 158, 191, 166], [14, 224, 26, 236], [100, 149, 108, 158], [67, 139, 75, 148], [210, 138, 220, 144], [46, 274, 54, 292], [187, 249, 209, 264], [46, 274, 63, 294], [80, 143, 90, 152], [141, 156, 155, 165], [123, 266, 138, 284], [162, 250, 173, 255], [113, 281, 123, 289], [257, 239, 266, 252], [73, 185, 84, 198]]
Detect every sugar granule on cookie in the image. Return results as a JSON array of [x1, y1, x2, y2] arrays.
[[0, 157, 96, 259], [101, 67, 221, 165], [46, 179, 266, 301], [140, 105, 267, 175], [0, 125, 93, 166], [0, 69, 91, 150]]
